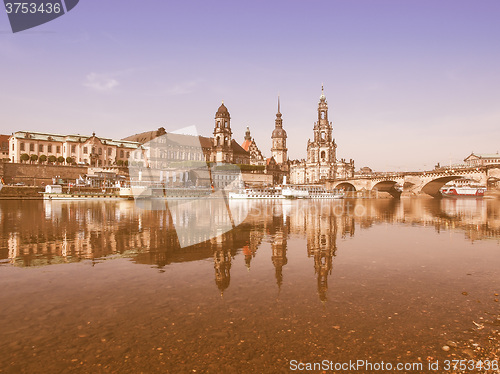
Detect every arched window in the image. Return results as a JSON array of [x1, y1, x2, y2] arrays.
[[321, 132, 325, 140], [321, 151, 325, 159]]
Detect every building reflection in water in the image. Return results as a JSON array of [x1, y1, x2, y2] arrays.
[[1, 198, 499, 301]]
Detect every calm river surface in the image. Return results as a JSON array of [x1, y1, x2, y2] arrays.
[[0, 198, 499, 373]]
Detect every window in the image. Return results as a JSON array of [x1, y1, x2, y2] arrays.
[[48, 144, 52, 153], [98, 148, 102, 155], [126, 152, 130, 158], [38, 144, 43, 152], [108, 148, 112, 155], [56, 146, 61, 153], [71, 145, 76, 153], [29, 143, 34, 152], [20, 142, 25, 151], [83, 147, 88, 154], [120, 150, 124, 158], [92, 147, 95, 154]]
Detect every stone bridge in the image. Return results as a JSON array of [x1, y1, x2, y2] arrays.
[[325, 165, 500, 198]]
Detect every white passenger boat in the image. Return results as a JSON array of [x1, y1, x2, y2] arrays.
[[282, 185, 344, 199], [229, 185, 344, 199], [41, 185, 122, 200], [440, 185, 486, 198], [229, 187, 284, 199]]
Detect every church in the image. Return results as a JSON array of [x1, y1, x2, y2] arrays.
[[289, 86, 354, 184]]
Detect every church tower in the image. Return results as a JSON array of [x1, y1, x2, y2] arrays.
[[213, 101, 233, 163], [271, 96, 288, 165], [306, 85, 337, 181]]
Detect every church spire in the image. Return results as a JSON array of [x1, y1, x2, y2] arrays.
[[277, 95, 281, 114], [320, 84, 326, 102]]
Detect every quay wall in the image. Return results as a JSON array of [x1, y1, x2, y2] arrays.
[[0, 163, 88, 185], [0, 186, 44, 199]]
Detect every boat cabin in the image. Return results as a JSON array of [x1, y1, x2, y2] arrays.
[[45, 185, 63, 194]]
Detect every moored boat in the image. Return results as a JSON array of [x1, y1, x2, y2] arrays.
[[282, 185, 344, 199], [41, 185, 122, 200], [229, 187, 284, 199], [440, 185, 486, 198]]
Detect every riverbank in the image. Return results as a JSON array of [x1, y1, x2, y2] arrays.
[[0, 186, 44, 199]]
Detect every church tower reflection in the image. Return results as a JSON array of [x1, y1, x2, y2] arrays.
[[271, 219, 288, 290], [305, 204, 339, 302], [213, 240, 232, 295]]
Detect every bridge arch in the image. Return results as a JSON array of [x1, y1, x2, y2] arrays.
[[335, 182, 356, 192], [372, 180, 398, 190], [372, 180, 402, 198], [421, 176, 466, 197]]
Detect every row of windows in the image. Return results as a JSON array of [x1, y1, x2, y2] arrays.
[[16, 142, 130, 158]]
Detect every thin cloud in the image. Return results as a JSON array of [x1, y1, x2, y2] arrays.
[[83, 72, 119, 92], [166, 81, 198, 95]]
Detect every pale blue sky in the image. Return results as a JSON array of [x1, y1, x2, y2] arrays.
[[1, 1, 499, 170]]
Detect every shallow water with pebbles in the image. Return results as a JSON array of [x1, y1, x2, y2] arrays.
[[0, 198, 499, 373]]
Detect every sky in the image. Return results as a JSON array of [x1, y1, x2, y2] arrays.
[[1, 0, 499, 171]]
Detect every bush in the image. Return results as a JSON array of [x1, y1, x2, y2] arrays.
[[57, 156, 65, 164], [39, 154, 47, 163], [48, 155, 57, 163], [66, 157, 74, 164], [20, 153, 30, 163], [30, 154, 38, 163], [116, 159, 124, 166]]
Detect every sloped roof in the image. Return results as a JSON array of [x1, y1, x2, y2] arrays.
[[231, 139, 249, 155], [465, 152, 500, 161], [266, 157, 276, 166], [0, 134, 9, 144], [241, 139, 252, 151]]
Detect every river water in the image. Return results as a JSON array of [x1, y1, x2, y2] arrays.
[[0, 198, 499, 373]]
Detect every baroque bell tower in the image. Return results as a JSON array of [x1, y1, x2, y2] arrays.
[[213, 101, 233, 163], [271, 96, 288, 165], [306, 85, 337, 182]]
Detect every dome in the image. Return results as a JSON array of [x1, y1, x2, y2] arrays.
[[215, 102, 230, 118], [272, 128, 287, 138]]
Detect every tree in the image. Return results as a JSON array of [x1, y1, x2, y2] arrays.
[[116, 159, 124, 166], [30, 154, 38, 163], [57, 156, 65, 164], [39, 155, 47, 163], [48, 155, 57, 163], [66, 157, 74, 165], [20, 153, 29, 163]]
